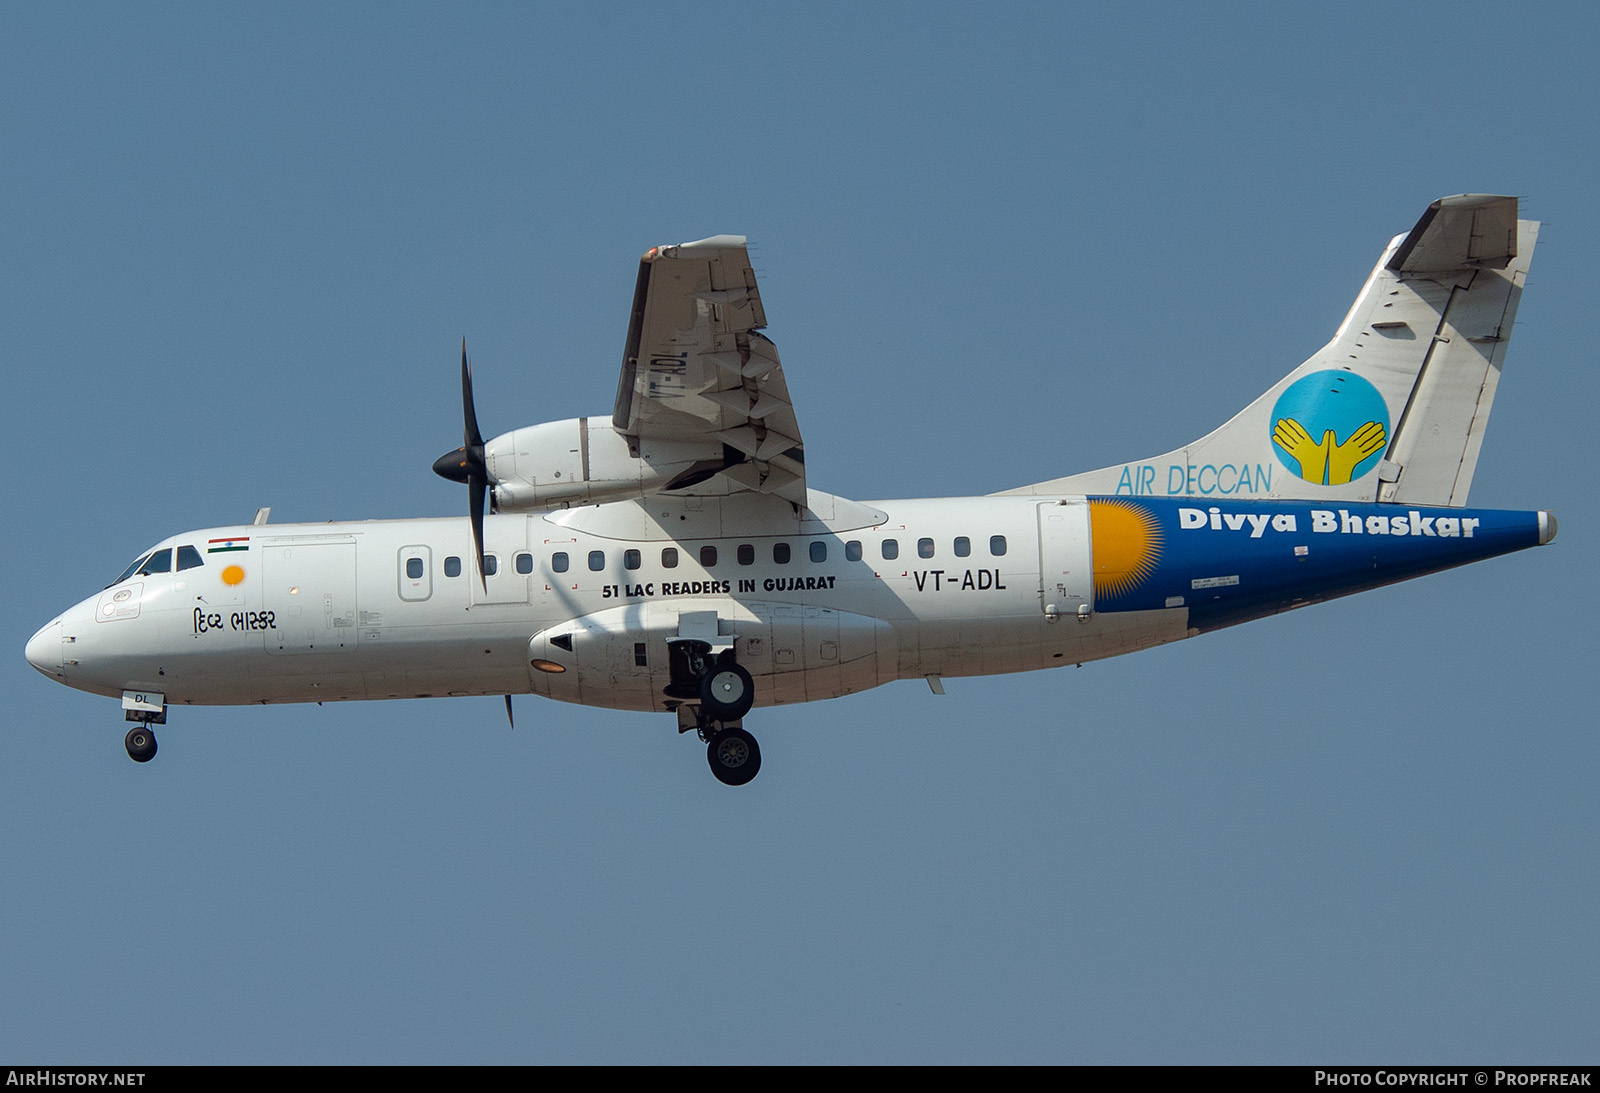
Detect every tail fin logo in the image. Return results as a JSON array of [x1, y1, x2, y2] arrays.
[[1269, 371, 1390, 485]]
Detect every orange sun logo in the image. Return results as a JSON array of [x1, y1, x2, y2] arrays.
[[1088, 500, 1163, 600], [222, 565, 246, 586]]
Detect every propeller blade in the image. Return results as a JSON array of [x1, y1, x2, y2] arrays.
[[462, 339, 484, 451], [504, 694, 514, 730], [432, 346, 488, 485], [468, 475, 488, 592]]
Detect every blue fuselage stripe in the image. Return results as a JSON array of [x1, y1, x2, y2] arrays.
[[1085, 498, 1540, 630]]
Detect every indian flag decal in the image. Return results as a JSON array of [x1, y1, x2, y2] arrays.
[[208, 536, 250, 554]]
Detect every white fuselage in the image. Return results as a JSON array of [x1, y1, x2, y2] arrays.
[[31, 491, 1186, 714]]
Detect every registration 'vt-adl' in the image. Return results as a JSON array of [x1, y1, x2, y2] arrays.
[[27, 195, 1557, 785]]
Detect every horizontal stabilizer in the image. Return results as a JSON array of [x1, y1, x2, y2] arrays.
[[1387, 194, 1518, 273]]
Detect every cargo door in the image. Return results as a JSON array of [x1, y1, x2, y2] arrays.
[[263, 539, 358, 654], [1036, 501, 1092, 619]]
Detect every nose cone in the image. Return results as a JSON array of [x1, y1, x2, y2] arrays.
[[26, 619, 62, 678], [1538, 510, 1558, 545]]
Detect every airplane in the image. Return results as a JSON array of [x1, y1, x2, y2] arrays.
[[25, 194, 1556, 785]]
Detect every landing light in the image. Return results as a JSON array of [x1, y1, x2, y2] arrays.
[[530, 659, 566, 674]]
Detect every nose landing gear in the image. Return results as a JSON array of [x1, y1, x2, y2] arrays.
[[120, 690, 165, 764], [124, 726, 157, 763]]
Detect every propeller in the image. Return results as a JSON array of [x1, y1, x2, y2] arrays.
[[432, 340, 491, 590], [435, 351, 521, 733]]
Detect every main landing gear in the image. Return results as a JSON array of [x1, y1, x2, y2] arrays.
[[120, 690, 165, 764], [699, 662, 759, 786], [705, 725, 760, 786], [700, 660, 754, 722], [669, 641, 761, 786]]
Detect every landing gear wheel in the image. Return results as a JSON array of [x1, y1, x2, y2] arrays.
[[124, 726, 158, 763], [699, 662, 754, 722], [706, 727, 761, 786]]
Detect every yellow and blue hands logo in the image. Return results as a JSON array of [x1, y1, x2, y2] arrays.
[[1272, 417, 1387, 485], [1270, 371, 1390, 485]]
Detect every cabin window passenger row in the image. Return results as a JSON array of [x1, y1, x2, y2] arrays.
[[422, 536, 1005, 580]]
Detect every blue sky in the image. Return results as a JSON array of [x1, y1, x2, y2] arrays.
[[4, 2, 1596, 1063]]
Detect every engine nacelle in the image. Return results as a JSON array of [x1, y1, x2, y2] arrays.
[[484, 417, 722, 511]]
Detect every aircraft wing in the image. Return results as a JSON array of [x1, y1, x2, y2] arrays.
[[613, 235, 807, 505]]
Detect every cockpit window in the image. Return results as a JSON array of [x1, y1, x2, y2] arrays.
[[110, 553, 152, 587], [136, 549, 172, 575], [176, 546, 205, 571]]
